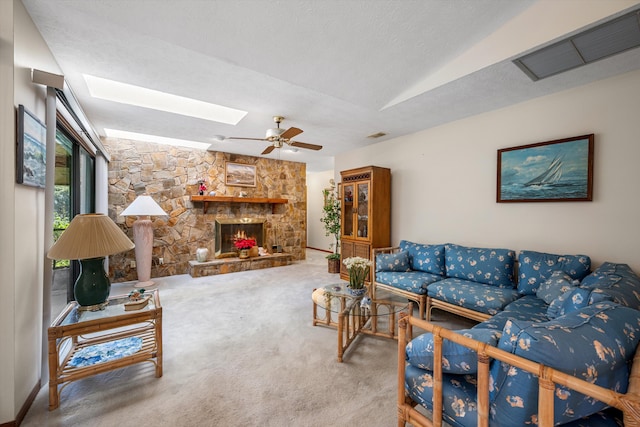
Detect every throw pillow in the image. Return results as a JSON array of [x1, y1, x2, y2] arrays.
[[405, 328, 501, 374], [546, 287, 590, 319], [399, 240, 446, 276], [536, 270, 579, 304], [375, 250, 411, 272]]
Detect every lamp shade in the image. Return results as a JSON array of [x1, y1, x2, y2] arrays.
[[47, 213, 135, 260], [121, 195, 168, 217]]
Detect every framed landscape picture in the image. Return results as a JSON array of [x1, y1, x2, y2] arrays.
[[497, 134, 594, 203], [225, 162, 257, 187], [16, 105, 47, 188]]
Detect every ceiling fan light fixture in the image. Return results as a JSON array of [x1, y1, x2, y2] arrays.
[[266, 128, 285, 140]]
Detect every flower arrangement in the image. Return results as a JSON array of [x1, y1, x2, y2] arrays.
[[234, 238, 256, 250], [343, 256, 372, 289], [198, 181, 207, 195]]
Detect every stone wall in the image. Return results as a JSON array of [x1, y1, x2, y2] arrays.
[[103, 137, 307, 282]]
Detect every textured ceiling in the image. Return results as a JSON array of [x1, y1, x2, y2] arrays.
[[22, 0, 640, 171]]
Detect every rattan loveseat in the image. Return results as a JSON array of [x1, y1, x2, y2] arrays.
[[397, 261, 640, 426]]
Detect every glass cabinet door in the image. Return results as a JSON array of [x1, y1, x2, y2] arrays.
[[356, 182, 369, 239], [342, 183, 354, 237]]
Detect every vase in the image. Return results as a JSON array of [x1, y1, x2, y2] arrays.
[[196, 247, 208, 262], [347, 286, 367, 297], [239, 249, 250, 259]]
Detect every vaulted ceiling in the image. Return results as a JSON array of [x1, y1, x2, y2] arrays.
[[22, 0, 640, 171]]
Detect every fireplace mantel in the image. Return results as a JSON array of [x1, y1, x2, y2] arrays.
[[190, 195, 288, 214]]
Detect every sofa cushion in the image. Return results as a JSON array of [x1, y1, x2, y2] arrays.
[[490, 302, 640, 426], [375, 250, 411, 272], [444, 244, 516, 288], [405, 364, 479, 427], [474, 295, 549, 331], [406, 328, 501, 374], [427, 278, 520, 316], [517, 250, 591, 295], [375, 270, 442, 295], [580, 262, 640, 310], [399, 240, 445, 276], [536, 270, 579, 304]]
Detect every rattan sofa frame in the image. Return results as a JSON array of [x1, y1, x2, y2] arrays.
[[397, 313, 640, 427], [372, 246, 428, 319]]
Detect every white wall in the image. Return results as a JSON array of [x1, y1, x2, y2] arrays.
[[306, 170, 336, 251], [336, 69, 640, 272], [0, 1, 63, 423], [0, 0, 16, 423]]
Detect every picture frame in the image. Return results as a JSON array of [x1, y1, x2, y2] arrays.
[[16, 105, 47, 188], [497, 134, 594, 203], [225, 162, 257, 187]]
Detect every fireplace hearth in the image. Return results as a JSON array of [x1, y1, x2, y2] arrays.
[[215, 218, 266, 258]]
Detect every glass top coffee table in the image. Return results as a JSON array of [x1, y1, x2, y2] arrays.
[[312, 283, 411, 362]]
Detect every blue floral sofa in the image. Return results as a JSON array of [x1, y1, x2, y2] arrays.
[[398, 261, 640, 426], [372, 241, 591, 322]]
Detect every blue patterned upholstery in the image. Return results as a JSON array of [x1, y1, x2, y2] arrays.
[[536, 270, 579, 304], [490, 302, 640, 426], [427, 278, 520, 315], [474, 295, 550, 331], [374, 250, 411, 272], [405, 364, 479, 427], [406, 328, 501, 374], [517, 250, 591, 295], [580, 262, 640, 310], [444, 244, 516, 288], [399, 240, 446, 276], [376, 270, 441, 295]]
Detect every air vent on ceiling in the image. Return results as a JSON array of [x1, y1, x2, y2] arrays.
[[514, 9, 640, 81], [367, 132, 387, 139]]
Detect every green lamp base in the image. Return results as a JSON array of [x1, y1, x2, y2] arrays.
[[75, 257, 111, 309]]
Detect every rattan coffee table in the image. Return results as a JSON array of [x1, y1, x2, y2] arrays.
[[312, 284, 411, 362], [47, 289, 162, 409]]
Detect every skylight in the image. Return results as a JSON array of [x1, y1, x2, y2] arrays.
[[84, 75, 247, 125], [104, 129, 212, 150]]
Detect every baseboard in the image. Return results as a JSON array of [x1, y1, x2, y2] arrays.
[[3, 380, 41, 427], [306, 246, 331, 253]]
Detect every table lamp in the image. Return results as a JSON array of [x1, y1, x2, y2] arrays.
[[47, 213, 135, 310], [120, 195, 168, 286]]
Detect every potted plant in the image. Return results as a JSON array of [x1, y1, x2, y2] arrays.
[[321, 186, 341, 273], [234, 238, 256, 259], [343, 256, 372, 296]]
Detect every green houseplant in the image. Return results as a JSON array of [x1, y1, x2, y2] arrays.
[[321, 187, 341, 273]]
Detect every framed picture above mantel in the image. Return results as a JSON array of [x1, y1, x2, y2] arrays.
[[497, 134, 594, 203], [225, 162, 257, 187]]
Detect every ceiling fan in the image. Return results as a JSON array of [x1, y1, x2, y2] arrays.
[[225, 116, 323, 155]]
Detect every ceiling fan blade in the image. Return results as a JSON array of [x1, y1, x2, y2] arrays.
[[226, 137, 268, 141], [280, 127, 303, 140], [261, 145, 276, 155], [290, 141, 323, 151]]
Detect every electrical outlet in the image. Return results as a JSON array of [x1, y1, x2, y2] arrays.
[[159, 258, 164, 265], [130, 260, 136, 268]]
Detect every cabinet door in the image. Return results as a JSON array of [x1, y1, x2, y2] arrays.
[[356, 181, 370, 240], [340, 240, 355, 276], [342, 183, 355, 239]]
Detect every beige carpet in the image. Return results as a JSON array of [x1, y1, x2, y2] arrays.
[[22, 249, 474, 427]]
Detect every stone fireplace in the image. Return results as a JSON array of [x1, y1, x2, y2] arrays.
[[215, 218, 266, 258]]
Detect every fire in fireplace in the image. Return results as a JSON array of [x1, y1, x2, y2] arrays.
[[215, 218, 266, 258]]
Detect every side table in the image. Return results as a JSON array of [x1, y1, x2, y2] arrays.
[[47, 289, 163, 410]]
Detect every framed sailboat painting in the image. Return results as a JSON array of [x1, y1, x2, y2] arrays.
[[497, 134, 594, 203]]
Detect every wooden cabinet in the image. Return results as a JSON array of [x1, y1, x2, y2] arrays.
[[339, 166, 391, 281]]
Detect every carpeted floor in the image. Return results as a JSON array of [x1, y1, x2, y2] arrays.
[[22, 249, 474, 427]]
